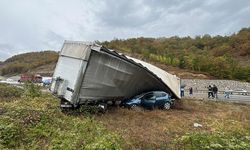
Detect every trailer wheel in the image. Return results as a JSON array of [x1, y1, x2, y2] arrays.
[[98, 103, 108, 113]]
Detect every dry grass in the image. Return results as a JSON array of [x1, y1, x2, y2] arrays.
[[97, 99, 250, 149], [1, 84, 249, 149]]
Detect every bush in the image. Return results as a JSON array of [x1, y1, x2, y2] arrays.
[[0, 119, 23, 148], [0, 83, 23, 98], [0, 92, 122, 149], [50, 117, 122, 149], [23, 82, 41, 98]]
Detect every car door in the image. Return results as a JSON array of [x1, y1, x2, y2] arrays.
[[155, 92, 166, 107], [141, 93, 156, 108]]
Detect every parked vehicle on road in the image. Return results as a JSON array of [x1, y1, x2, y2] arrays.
[[42, 77, 52, 86], [120, 91, 174, 110], [19, 74, 42, 83]]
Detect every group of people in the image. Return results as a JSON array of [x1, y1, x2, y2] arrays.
[[180, 87, 194, 97], [181, 84, 231, 99], [180, 86, 193, 97], [207, 85, 218, 99]]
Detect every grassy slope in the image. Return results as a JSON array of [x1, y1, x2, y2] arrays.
[[0, 84, 121, 149], [0, 84, 250, 149], [99, 100, 250, 149]]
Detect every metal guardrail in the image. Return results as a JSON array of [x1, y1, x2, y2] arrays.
[[184, 90, 249, 95]]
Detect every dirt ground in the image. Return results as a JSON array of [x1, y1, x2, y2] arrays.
[[96, 99, 250, 149]]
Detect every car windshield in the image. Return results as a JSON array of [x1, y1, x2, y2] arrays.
[[133, 93, 144, 99]]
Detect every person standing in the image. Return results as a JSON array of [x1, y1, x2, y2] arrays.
[[189, 87, 193, 96], [181, 87, 185, 97], [208, 85, 213, 98], [225, 87, 230, 99], [213, 85, 218, 99]]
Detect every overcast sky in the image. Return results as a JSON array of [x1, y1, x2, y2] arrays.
[[0, 0, 250, 61]]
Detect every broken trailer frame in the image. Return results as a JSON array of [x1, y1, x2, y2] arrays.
[[50, 41, 181, 110]]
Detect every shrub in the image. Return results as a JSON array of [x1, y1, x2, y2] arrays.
[[0, 119, 23, 148], [23, 81, 41, 98], [0, 83, 23, 98]]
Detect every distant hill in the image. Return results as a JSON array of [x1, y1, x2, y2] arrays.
[[0, 51, 58, 76]]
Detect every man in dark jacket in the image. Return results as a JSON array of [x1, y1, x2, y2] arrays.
[[189, 87, 193, 96], [213, 85, 218, 99]]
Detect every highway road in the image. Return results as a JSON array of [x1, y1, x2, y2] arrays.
[[184, 92, 250, 104]]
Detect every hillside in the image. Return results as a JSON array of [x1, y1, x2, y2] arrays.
[[0, 51, 58, 76], [101, 27, 250, 81], [0, 50, 211, 79], [0, 27, 250, 81]]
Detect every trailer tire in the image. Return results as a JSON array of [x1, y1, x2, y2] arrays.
[[98, 103, 108, 113]]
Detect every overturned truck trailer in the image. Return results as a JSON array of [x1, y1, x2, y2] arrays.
[[51, 41, 181, 108]]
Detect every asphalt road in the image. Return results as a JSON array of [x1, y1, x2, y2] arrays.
[[184, 92, 250, 104]]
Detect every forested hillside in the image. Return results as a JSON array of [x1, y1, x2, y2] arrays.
[[0, 51, 58, 75], [101, 27, 250, 81], [0, 28, 250, 81]]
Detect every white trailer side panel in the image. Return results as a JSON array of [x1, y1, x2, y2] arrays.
[[52, 56, 87, 102]]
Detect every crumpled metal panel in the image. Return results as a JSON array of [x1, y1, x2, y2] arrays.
[[77, 47, 180, 103], [126, 56, 181, 99], [78, 51, 170, 102]]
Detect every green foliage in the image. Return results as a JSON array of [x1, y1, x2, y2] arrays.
[[0, 93, 122, 149], [176, 132, 250, 150], [102, 27, 250, 81], [0, 90, 249, 149], [0, 82, 42, 99], [23, 81, 41, 98], [0, 119, 23, 148], [0, 83, 23, 98], [63, 105, 101, 117], [178, 55, 186, 69], [233, 66, 250, 82]]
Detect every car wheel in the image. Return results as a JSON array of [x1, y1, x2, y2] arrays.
[[131, 104, 141, 111], [163, 102, 171, 110]]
